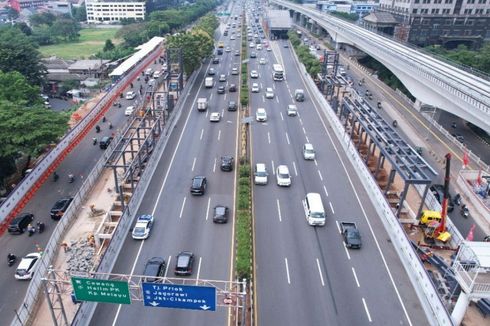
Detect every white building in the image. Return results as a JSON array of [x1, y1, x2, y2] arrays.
[[85, 0, 146, 24]]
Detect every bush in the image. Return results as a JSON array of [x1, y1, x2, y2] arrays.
[[239, 164, 251, 178], [239, 176, 250, 187], [236, 211, 251, 279]]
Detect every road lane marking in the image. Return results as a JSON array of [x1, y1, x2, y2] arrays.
[[179, 197, 186, 219], [222, 108, 225, 116], [292, 161, 298, 176], [276, 199, 282, 222], [218, 129, 221, 141], [285, 132, 290, 145], [271, 160, 275, 174], [299, 117, 303, 125], [210, 93, 213, 100], [200, 129, 204, 140], [314, 159, 318, 166], [323, 185, 329, 197], [302, 126, 306, 134], [284, 258, 291, 284], [224, 93, 227, 100], [329, 201, 335, 214], [192, 157, 196, 171], [164, 255, 172, 277], [205, 197, 211, 221], [276, 96, 279, 103], [267, 132, 271, 144], [352, 267, 360, 287], [280, 112, 284, 121], [213, 157, 217, 172], [343, 242, 351, 260], [316, 258, 325, 286], [362, 298, 372, 322], [318, 170, 323, 181], [206, 111, 209, 118], [305, 135, 309, 143], [196, 257, 202, 285], [335, 220, 341, 233]]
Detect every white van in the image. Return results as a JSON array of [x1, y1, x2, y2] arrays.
[[205, 77, 214, 88], [254, 163, 268, 185], [303, 143, 315, 160], [302, 193, 325, 226]]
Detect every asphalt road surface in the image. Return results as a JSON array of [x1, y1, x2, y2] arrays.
[[248, 22, 428, 326], [90, 13, 241, 326], [0, 60, 164, 324]]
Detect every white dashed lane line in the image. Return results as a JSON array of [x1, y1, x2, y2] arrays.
[[285, 258, 291, 284], [179, 197, 186, 219]]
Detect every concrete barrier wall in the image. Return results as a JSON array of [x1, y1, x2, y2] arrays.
[[293, 56, 453, 325]]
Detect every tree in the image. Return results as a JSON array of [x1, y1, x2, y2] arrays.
[[29, 12, 57, 27], [14, 22, 32, 36], [0, 71, 40, 105], [103, 39, 115, 52], [116, 23, 147, 47], [0, 28, 46, 85], [167, 30, 214, 75], [72, 4, 87, 22], [50, 19, 80, 42]]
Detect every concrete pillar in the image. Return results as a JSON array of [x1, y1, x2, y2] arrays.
[[451, 291, 470, 325]]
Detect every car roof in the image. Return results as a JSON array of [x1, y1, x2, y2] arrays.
[[256, 163, 266, 170], [277, 165, 289, 173], [257, 108, 265, 112], [304, 143, 314, 149], [177, 252, 192, 266], [18, 253, 40, 269]]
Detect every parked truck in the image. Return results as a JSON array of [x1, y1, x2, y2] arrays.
[[340, 222, 362, 249], [197, 98, 208, 112], [205, 77, 214, 88]]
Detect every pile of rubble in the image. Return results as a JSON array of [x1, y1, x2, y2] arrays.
[[65, 239, 96, 272]]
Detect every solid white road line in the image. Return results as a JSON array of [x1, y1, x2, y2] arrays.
[[200, 128, 204, 140], [316, 258, 325, 286], [267, 132, 271, 144], [196, 257, 202, 285], [164, 255, 172, 277], [205, 197, 211, 221], [362, 298, 373, 322], [352, 267, 360, 288], [329, 201, 335, 214], [276, 199, 282, 222], [213, 157, 217, 173], [318, 170, 323, 181], [285, 132, 290, 145], [292, 161, 298, 176], [284, 258, 291, 284], [323, 185, 329, 197], [191, 157, 197, 172], [179, 197, 186, 219], [218, 129, 221, 141]]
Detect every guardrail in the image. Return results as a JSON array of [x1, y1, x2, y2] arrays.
[[0, 47, 162, 234], [9, 47, 162, 326], [294, 54, 453, 324], [71, 69, 200, 326]]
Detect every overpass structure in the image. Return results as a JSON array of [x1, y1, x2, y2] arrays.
[[271, 0, 490, 132]]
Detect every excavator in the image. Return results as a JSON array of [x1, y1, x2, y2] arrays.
[[424, 153, 452, 244]]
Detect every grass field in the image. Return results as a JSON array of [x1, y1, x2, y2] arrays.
[[39, 28, 121, 59]]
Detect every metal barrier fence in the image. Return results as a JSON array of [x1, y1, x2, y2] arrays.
[[294, 56, 453, 324], [9, 48, 163, 326], [10, 134, 121, 326], [71, 69, 200, 326], [0, 47, 162, 229]]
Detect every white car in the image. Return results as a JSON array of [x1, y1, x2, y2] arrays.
[[265, 88, 274, 99], [303, 143, 316, 160], [256, 44, 262, 50], [250, 70, 259, 78], [276, 165, 291, 187], [210, 112, 221, 122], [230, 35, 236, 40], [131, 214, 154, 240], [15, 252, 41, 280], [266, 47, 272, 52], [125, 91, 136, 100], [255, 108, 267, 122], [254, 163, 268, 185], [219, 74, 227, 82], [225, 47, 231, 52], [125, 106, 135, 116], [251, 83, 260, 93], [287, 104, 298, 116], [249, 42, 255, 48], [231, 67, 239, 75], [259, 58, 266, 65]]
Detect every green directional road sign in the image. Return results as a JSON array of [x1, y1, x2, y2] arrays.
[[71, 277, 131, 304]]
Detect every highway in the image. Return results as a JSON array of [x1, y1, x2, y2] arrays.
[[0, 58, 163, 324], [89, 13, 241, 326], [247, 15, 428, 326]]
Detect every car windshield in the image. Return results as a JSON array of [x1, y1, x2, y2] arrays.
[[53, 200, 66, 209], [215, 207, 226, 215], [279, 172, 289, 179], [256, 171, 267, 177], [134, 227, 146, 234], [311, 212, 324, 218], [305, 149, 314, 154]]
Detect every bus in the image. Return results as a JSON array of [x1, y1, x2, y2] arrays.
[[272, 64, 284, 81]]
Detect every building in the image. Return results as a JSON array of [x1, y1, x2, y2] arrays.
[[9, 0, 46, 12], [85, 0, 146, 24], [377, 0, 490, 49], [265, 10, 292, 39], [45, 1, 72, 16], [316, 0, 378, 15]]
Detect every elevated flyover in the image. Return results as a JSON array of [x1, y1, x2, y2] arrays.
[[271, 0, 490, 132]]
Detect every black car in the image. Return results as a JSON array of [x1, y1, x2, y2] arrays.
[[174, 251, 194, 276], [217, 86, 225, 94], [217, 48, 223, 55], [430, 184, 454, 212], [212, 57, 220, 64], [8, 213, 34, 234], [213, 205, 229, 224], [250, 52, 257, 58], [144, 257, 166, 282], [221, 156, 234, 172], [50, 197, 73, 220], [228, 101, 238, 111], [229, 84, 237, 92], [190, 176, 207, 195], [99, 136, 113, 149]]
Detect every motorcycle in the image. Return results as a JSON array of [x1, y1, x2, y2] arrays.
[[454, 193, 461, 206], [392, 120, 398, 128], [37, 221, 45, 234], [93, 137, 97, 145], [95, 125, 101, 133], [68, 174, 75, 183], [7, 254, 16, 267], [461, 205, 469, 218], [53, 172, 59, 182], [27, 225, 36, 236], [377, 102, 382, 109]]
